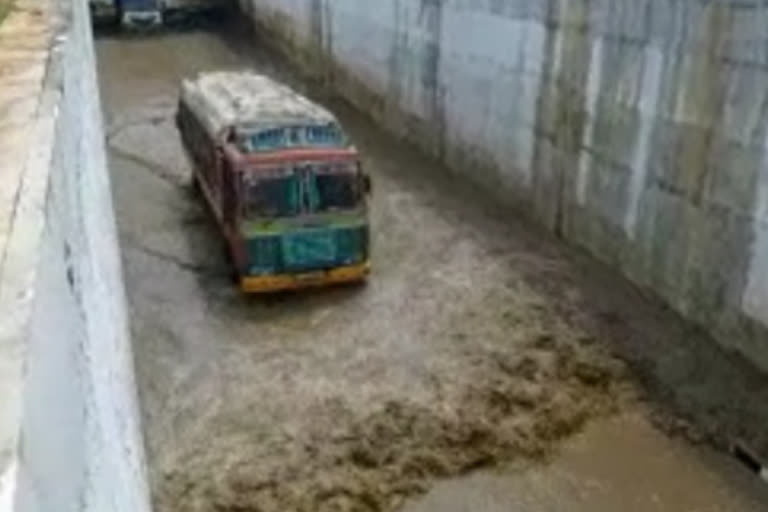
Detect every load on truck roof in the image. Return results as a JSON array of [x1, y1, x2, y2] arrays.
[[179, 71, 339, 141]]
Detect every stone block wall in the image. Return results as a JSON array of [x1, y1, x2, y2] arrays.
[[240, 0, 768, 371]]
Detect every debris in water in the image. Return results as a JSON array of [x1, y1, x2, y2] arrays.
[[157, 338, 629, 512]]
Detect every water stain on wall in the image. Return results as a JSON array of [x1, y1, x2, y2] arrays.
[[387, 0, 407, 125], [417, 0, 445, 159], [531, 0, 591, 234], [309, 0, 333, 86], [673, 2, 728, 206]]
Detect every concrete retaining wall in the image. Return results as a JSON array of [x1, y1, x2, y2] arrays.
[[240, 0, 768, 372], [0, 0, 151, 510]]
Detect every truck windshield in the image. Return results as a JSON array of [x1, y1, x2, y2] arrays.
[[312, 164, 359, 211], [241, 163, 362, 219], [241, 171, 300, 218]]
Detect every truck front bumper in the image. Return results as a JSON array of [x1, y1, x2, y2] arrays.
[[240, 262, 370, 293]]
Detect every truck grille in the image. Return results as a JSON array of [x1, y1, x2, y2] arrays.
[[246, 226, 367, 275], [282, 230, 337, 271]]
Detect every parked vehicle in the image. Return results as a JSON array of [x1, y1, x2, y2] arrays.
[[90, 0, 230, 28], [161, 0, 227, 23], [89, 0, 118, 25], [176, 71, 372, 293], [119, 0, 162, 28]]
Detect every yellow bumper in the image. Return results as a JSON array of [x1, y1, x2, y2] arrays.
[[240, 262, 370, 293]]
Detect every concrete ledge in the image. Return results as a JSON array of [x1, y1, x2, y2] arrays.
[[0, 0, 152, 510], [0, 0, 58, 501]]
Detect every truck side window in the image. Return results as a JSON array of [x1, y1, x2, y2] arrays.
[[290, 127, 301, 146]]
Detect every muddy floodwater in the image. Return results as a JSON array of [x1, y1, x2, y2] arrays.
[[96, 24, 768, 512]]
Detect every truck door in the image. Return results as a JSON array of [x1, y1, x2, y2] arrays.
[[221, 160, 238, 229]]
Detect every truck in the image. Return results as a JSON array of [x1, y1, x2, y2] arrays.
[[176, 71, 372, 293]]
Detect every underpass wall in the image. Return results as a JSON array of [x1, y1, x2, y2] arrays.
[[240, 0, 768, 372], [0, 0, 151, 510]]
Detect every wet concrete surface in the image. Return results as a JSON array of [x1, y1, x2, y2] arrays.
[[95, 24, 768, 512], [404, 413, 767, 512]]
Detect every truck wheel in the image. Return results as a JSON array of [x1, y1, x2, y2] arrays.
[[190, 174, 201, 195], [220, 243, 240, 285]]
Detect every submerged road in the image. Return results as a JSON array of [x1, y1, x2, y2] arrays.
[[96, 24, 768, 512]]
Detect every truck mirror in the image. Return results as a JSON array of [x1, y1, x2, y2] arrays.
[[363, 175, 372, 195]]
